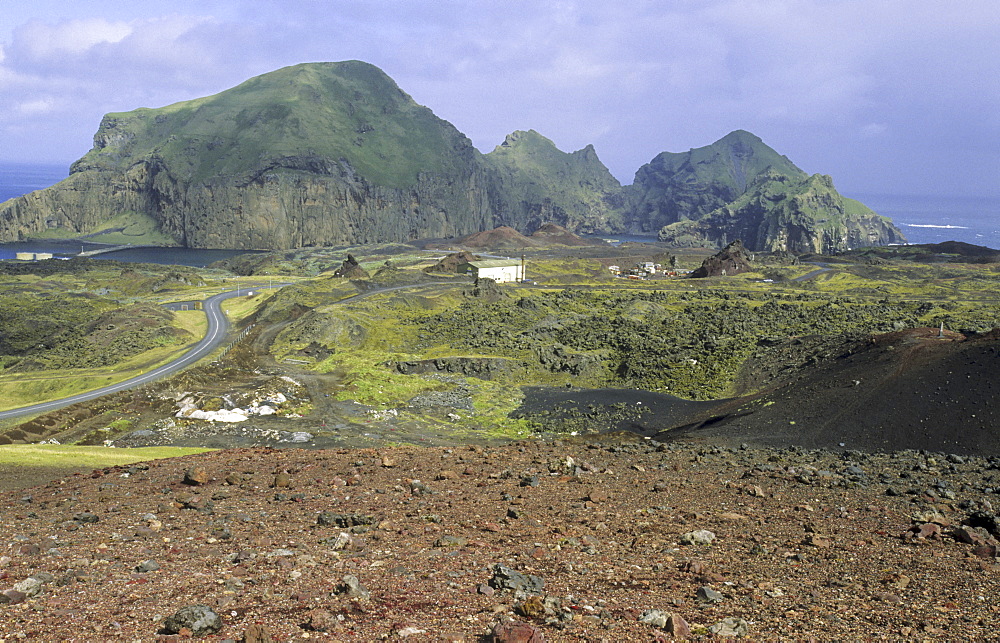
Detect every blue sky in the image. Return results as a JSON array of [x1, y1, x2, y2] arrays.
[[1, 0, 997, 197]]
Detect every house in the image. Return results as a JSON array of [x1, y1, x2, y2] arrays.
[[458, 259, 525, 283]]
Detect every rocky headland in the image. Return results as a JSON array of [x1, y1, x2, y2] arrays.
[[0, 62, 903, 254]]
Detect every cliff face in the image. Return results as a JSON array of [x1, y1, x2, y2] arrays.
[[483, 130, 626, 234], [623, 130, 806, 233], [657, 173, 906, 253], [0, 62, 499, 249]]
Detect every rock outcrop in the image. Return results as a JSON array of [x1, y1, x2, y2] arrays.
[[689, 240, 754, 278], [658, 172, 906, 253], [332, 254, 369, 279], [483, 129, 627, 234]]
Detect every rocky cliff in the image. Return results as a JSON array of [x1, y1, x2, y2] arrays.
[[623, 130, 806, 233], [657, 172, 906, 253], [483, 130, 626, 234], [0, 62, 904, 254], [0, 62, 499, 249]]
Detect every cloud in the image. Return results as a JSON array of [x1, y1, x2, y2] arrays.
[[12, 18, 132, 61], [0, 1, 997, 194], [17, 98, 57, 115]]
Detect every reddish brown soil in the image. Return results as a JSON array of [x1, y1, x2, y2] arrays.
[[2, 435, 999, 641]]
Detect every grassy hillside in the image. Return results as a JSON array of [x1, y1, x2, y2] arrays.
[[638, 129, 805, 194], [73, 61, 477, 189]]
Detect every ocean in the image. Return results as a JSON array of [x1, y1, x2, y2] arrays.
[[1, 162, 999, 252], [849, 192, 1000, 250], [0, 162, 256, 266]]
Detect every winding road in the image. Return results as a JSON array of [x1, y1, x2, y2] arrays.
[[0, 288, 245, 421]]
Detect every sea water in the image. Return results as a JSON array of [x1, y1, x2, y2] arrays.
[[850, 193, 1000, 250], [0, 162, 256, 266], [2, 162, 999, 252]]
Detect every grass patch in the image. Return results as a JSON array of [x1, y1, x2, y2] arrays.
[[0, 335, 204, 411], [32, 211, 177, 246], [0, 444, 213, 469], [316, 351, 447, 407]]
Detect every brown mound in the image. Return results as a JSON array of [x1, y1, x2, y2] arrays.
[[424, 250, 480, 273], [529, 223, 605, 247], [332, 254, 369, 279], [459, 226, 544, 250], [690, 239, 753, 278]]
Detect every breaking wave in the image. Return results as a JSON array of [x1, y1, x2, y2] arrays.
[[902, 223, 969, 229]]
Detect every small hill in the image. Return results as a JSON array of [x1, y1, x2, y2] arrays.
[[424, 250, 480, 274], [458, 226, 544, 250], [856, 241, 1000, 263], [689, 239, 753, 278], [670, 328, 1000, 455]]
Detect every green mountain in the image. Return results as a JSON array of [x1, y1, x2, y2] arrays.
[[657, 171, 906, 252], [624, 130, 806, 233], [0, 61, 497, 249], [0, 62, 903, 254], [484, 130, 626, 234]]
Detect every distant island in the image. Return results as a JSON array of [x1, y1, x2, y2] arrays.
[[0, 61, 904, 253]]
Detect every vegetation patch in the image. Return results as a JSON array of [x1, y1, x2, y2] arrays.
[[0, 444, 213, 469]]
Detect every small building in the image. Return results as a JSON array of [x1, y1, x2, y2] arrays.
[[458, 259, 525, 283], [14, 252, 54, 261]]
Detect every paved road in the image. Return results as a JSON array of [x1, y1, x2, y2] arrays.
[[794, 262, 832, 281], [0, 281, 457, 422], [0, 288, 245, 421]]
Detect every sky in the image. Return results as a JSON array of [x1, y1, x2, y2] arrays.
[[1, 0, 997, 198]]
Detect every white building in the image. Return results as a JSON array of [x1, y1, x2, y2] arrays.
[[459, 259, 525, 283]]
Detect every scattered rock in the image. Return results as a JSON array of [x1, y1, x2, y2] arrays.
[[639, 609, 669, 628], [332, 574, 370, 600], [489, 564, 544, 594], [666, 613, 691, 638], [679, 529, 716, 546], [183, 467, 210, 486], [490, 618, 545, 643], [302, 608, 340, 632], [316, 512, 375, 529], [435, 535, 468, 548], [162, 604, 223, 636], [696, 586, 723, 604], [0, 589, 27, 605], [242, 623, 274, 643], [709, 617, 749, 637]]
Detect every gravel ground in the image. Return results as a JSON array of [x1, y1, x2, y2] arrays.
[[2, 434, 999, 641]]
